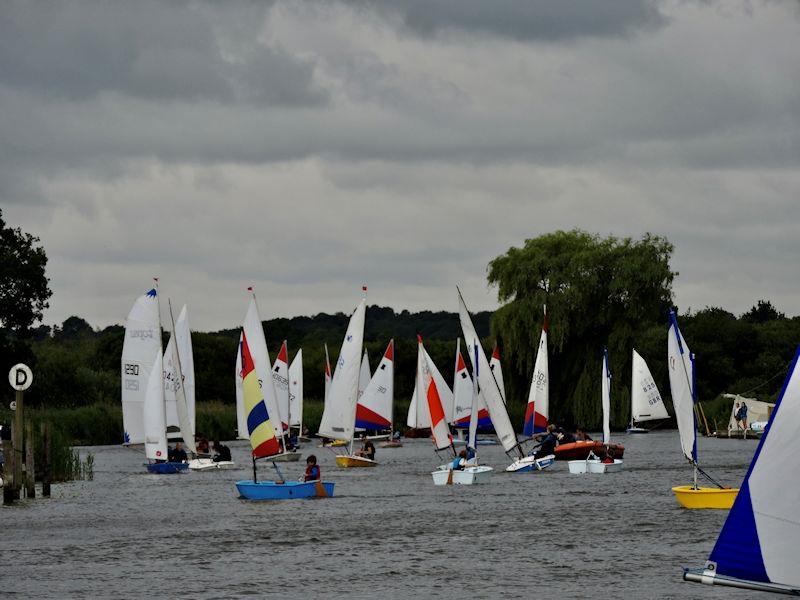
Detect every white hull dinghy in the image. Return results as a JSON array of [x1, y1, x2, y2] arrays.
[[432, 465, 494, 485], [568, 455, 624, 474], [505, 454, 555, 473], [188, 458, 236, 471]]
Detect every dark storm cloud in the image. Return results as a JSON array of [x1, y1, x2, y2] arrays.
[[342, 0, 667, 41], [0, 0, 327, 106]]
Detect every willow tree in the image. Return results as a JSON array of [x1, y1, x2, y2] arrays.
[[487, 230, 675, 430]]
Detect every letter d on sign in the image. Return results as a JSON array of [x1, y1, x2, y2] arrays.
[[9, 363, 33, 391]]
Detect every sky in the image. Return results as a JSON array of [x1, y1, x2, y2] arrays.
[[2, 0, 799, 331]]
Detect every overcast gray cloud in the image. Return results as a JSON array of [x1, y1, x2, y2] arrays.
[[2, 0, 799, 330], [343, 0, 668, 41]]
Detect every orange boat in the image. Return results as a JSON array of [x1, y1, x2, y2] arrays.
[[553, 440, 625, 461]]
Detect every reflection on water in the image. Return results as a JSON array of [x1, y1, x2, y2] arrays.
[[2, 432, 757, 599]]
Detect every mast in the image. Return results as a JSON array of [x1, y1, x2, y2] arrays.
[[154, 277, 162, 352]]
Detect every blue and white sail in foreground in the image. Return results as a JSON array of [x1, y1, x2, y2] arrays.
[[684, 346, 800, 594]]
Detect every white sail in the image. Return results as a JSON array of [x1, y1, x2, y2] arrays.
[[467, 340, 480, 451], [358, 350, 371, 400], [163, 319, 196, 455], [163, 306, 195, 448], [418, 338, 452, 450], [406, 349, 454, 428], [272, 341, 290, 431], [356, 340, 394, 430], [289, 349, 303, 428], [242, 294, 284, 441], [235, 333, 248, 440], [457, 288, 518, 452], [318, 297, 366, 442], [490, 342, 506, 403], [702, 347, 800, 590], [667, 311, 697, 462], [631, 349, 669, 423], [121, 287, 161, 445], [452, 339, 474, 426], [524, 310, 549, 436], [143, 348, 167, 461], [324, 343, 332, 406], [601, 349, 612, 445]]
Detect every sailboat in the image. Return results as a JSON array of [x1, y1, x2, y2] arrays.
[[142, 304, 195, 473], [235, 332, 248, 440], [235, 331, 334, 500], [568, 348, 623, 474], [406, 347, 454, 436], [457, 288, 528, 466], [317, 293, 375, 468], [289, 349, 305, 440], [627, 349, 670, 433], [121, 287, 161, 445], [240, 289, 297, 460], [490, 342, 506, 403], [683, 346, 800, 594], [272, 341, 291, 435], [431, 338, 493, 485], [668, 311, 738, 508], [324, 343, 332, 406], [507, 308, 555, 473], [355, 341, 401, 448], [452, 338, 492, 433]]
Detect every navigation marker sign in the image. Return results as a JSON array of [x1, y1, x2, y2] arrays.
[[9, 363, 33, 391]]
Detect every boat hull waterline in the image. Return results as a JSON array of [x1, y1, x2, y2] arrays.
[[671, 485, 738, 509], [146, 462, 189, 474], [505, 454, 555, 473], [568, 458, 624, 474], [335, 455, 378, 468], [431, 465, 494, 485], [236, 480, 335, 500], [188, 458, 236, 471]]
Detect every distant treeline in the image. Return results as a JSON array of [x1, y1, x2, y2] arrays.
[[1, 301, 798, 443]]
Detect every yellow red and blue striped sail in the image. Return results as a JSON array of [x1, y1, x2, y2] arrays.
[[241, 331, 281, 459]]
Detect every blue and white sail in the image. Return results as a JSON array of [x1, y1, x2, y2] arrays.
[[667, 311, 697, 463], [685, 347, 800, 594]]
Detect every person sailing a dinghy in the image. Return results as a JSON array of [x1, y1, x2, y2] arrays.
[[168, 442, 188, 463], [451, 450, 468, 470], [575, 428, 593, 442], [530, 424, 558, 458], [212, 440, 231, 463], [354, 435, 376, 461], [303, 455, 321, 481]]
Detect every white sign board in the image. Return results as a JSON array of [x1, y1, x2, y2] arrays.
[[9, 363, 33, 391]]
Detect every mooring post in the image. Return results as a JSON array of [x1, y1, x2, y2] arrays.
[[25, 419, 35, 499], [41, 422, 51, 498], [3, 423, 16, 504]]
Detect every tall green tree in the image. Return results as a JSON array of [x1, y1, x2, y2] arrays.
[[487, 230, 675, 430], [0, 209, 52, 334]]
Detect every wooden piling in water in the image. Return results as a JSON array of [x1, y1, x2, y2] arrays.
[[3, 424, 17, 504], [25, 419, 35, 499], [41, 422, 51, 498]]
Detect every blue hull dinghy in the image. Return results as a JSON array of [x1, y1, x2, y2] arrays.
[[236, 480, 335, 500], [147, 462, 189, 474]]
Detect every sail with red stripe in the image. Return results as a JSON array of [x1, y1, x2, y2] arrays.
[[417, 336, 452, 450], [524, 307, 549, 436], [271, 340, 290, 431], [452, 339, 492, 428], [241, 331, 281, 459], [356, 340, 394, 430], [490, 342, 506, 404]]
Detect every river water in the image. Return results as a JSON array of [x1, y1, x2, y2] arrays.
[[1, 431, 758, 599]]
